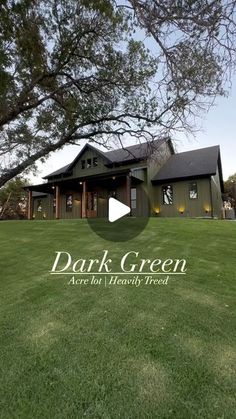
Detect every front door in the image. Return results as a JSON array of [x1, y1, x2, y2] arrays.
[[87, 192, 97, 218]]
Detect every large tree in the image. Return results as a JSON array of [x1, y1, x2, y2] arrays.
[[0, 0, 236, 187]]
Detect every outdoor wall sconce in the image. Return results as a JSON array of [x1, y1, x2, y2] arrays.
[[179, 207, 185, 214], [112, 176, 116, 180], [79, 182, 83, 185], [154, 208, 160, 216], [52, 186, 55, 189], [204, 207, 210, 214]]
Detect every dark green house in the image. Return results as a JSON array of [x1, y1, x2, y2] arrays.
[[26, 139, 224, 220]]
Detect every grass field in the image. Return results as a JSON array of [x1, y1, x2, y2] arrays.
[[0, 218, 236, 419]]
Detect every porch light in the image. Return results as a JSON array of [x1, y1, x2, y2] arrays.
[[79, 182, 82, 185], [112, 176, 116, 180], [154, 208, 160, 215], [52, 186, 55, 189], [205, 206, 211, 214], [179, 207, 185, 214]]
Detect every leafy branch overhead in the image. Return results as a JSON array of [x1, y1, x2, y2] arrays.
[[0, 0, 236, 186]]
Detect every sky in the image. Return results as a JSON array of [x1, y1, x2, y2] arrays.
[[176, 79, 236, 180], [32, 80, 236, 185], [30, 21, 236, 185]]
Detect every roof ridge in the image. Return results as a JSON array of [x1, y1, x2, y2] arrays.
[[44, 138, 169, 178], [103, 138, 163, 155]]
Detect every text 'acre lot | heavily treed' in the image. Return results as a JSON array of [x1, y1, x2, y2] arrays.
[[0, 218, 236, 418]]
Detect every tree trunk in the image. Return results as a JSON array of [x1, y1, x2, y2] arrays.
[[0, 192, 12, 218]]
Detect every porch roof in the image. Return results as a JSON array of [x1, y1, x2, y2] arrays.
[[24, 167, 143, 194]]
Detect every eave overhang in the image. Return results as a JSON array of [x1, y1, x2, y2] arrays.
[[151, 173, 215, 185], [24, 168, 134, 194]]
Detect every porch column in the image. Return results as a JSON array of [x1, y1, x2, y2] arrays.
[[82, 181, 87, 218], [55, 185, 60, 219], [27, 190, 33, 220], [126, 174, 131, 208]]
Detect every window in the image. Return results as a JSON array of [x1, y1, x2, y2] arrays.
[[37, 200, 42, 212], [66, 194, 73, 212], [108, 190, 116, 199], [87, 192, 97, 211], [87, 158, 91, 168], [131, 188, 137, 209], [162, 185, 173, 205], [82, 157, 97, 169], [189, 182, 198, 199], [53, 197, 56, 213]]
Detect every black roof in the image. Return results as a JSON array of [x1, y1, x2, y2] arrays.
[[152, 145, 222, 184], [104, 139, 168, 163], [44, 139, 171, 179], [44, 164, 70, 178]]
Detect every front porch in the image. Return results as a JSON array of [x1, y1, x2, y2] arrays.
[[26, 169, 145, 220]]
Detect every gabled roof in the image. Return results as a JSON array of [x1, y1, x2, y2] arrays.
[[44, 139, 171, 179], [45, 164, 70, 178], [43, 143, 111, 179], [152, 145, 223, 186], [67, 143, 112, 170]]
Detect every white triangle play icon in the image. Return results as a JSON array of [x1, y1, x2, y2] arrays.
[[108, 197, 131, 222]]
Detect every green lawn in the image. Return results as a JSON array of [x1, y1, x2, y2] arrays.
[[0, 218, 236, 419]]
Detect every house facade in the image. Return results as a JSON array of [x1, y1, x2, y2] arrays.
[[25, 139, 224, 220]]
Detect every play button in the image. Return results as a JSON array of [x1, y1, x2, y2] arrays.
[[108, 198, 130, 222], [87, 186, 150, 242]]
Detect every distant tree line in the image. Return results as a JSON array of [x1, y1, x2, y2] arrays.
[[224, 173, 236, 207]]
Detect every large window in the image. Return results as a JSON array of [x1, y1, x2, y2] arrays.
[[162, 185, 173, 205], [131, 188, 137, 209], [53, 197, 56, 213], [66, 194, 73, 212], [37, 200, 42, 212], [189, 182, 198, 199], [87, 192, 97, 212]]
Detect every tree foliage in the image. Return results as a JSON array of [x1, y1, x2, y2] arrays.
[[224, 172, 236, 204], [0, 0, 236, 186], [0, 176, 28, 219]]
